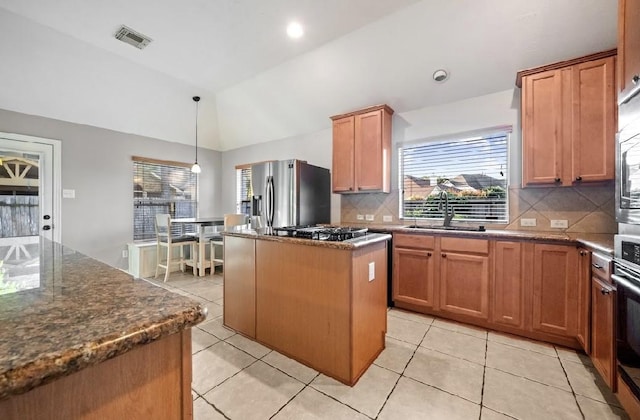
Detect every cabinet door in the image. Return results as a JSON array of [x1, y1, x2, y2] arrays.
[[532, 244, 579, 337], [332, 116, 355, 192], [619, 0, 640, 98], [223, 236, 256, 338], [440, 252, 489, 319], [522, 69, 564, 186], [393, 247, 436, 308], [577, 248, 592, 353], [591, 276, 616, 389], [571, 57, 616, 183], [354, 109, 390, 192], [492, 242, 524, 328]]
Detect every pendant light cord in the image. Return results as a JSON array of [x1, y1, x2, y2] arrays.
[[193, 96, 200, 162]]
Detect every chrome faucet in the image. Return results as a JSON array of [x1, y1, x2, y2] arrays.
[[438, 191, 455, 227]]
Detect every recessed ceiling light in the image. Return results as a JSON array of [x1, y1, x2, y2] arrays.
[[287, 21, 304, 39], [433, 69, 449, 83]]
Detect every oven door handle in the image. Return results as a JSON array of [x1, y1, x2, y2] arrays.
[[612, 273, 640, 296]]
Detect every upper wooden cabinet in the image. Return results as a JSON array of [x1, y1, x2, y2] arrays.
[[619, 0, 640, 101], [331, 105, 393, 193], [518, 51, 616, 187]]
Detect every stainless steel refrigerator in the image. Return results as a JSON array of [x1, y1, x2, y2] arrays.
[[251, 160, 330, 232]]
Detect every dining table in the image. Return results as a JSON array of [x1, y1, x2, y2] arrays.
[[171, 217, 224, 276]]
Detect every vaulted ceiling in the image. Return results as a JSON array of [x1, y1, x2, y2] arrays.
[[0, 0, 617, 151]]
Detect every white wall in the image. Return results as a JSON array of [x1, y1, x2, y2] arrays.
[[0, 108, 222, 268]]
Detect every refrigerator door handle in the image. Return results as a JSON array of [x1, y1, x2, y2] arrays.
[[267, 175, 275, 227]]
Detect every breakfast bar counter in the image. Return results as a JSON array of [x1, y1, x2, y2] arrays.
[[0, 239, 206, 419]]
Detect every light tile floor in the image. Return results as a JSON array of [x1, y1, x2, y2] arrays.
[[148, 272, 630, 420]]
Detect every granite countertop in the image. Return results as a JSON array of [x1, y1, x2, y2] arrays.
[[0, 239, 207, 400], [223, 231, 391, 250]]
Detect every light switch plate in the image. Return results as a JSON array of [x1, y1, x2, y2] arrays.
[[383, 215, 393, 222], [368, 262, 375, 281], [356, 214, 364, 220], [365, 214, 374, 221], [550, 219, 569, 228], [62, 189, 76, 199], [520, 218, 536, 227]]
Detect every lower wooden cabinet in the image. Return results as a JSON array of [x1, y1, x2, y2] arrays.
[[223, 235, 256, 338], [577, 248, 592, 353], [532, 244, 579, 337], [492, 241, 525, 328], [393, 247, 436, 309], [592, 275, 616, 390], [439, 251, 489, 320]]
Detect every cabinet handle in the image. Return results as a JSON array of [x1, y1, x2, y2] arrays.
[[633, 75, 640, 85], [575, 176, 582, 181], [601, 287, 611, 295], [427, 252, 432, 257], [554, 177, 561, 183], [592, 263, 603, 269], [579, 251, 585, 256], [442, 253, 447, 258]]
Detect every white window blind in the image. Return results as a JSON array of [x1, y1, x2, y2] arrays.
[[236, 167, 252, 215], [399, 131, 509, 223], [133, 157, 197, 240]]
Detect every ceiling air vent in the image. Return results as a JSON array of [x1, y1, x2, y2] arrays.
[[114, 25, 152, 50]]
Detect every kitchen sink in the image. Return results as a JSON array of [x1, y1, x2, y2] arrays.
[[404, 225, 486, 232]]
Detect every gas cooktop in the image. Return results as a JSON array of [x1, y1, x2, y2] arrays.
[[271, 226, 368, 242]]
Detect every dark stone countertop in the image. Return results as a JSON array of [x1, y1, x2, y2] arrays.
[[223, 231, 391, 249], [0, 239, 207, 400]]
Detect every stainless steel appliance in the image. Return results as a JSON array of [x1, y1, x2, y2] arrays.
[[251, 160, 330, 232], [613, 234, 640, 400], [616, 116, 640, 224], [272, 226, 368, 241]]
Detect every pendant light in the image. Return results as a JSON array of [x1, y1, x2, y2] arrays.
[[191, 96, 202, 173]]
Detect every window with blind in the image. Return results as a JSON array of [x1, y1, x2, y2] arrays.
[[133, 157, 197, 240], [236, 167, 252, 215], [399, 130, 509, 223]]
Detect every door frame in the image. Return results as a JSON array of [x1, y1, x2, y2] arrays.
[[0, 132, 62, 243]]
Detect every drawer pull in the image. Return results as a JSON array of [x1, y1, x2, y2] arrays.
[[427, 252, 432, 257], [441, 253, 447, 258], [554, 177, 561, 183], [592, 263, 603, 269], [575, 176, 582, 181]]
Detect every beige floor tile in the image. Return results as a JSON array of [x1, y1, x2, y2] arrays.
[[562, 360, 620, 406], [432, 318, 488, 339], [193, 397, 226, 420], [556, 346, 593, 366], [483, 367, 582, 420], [198, 316, 236, 340], [214, 297, 224, 306], [386, 315, 430, 345], [225, 334, 271, 358], [388, 308, 434, 325], [262, 351, 319, 384], [192, 327, 220, 354], [403, 347, 484, 403], [192, 341, 256, 394], [204, 302, 223, 318], [576, 396, 630, 420], [480, 407, 514, 419], [310, 364, 399, 418], [272, 387, 369, 420], [374, 336, 418, 374], [488, 331, 556, 356], [421, 326, 486, 365], [378, 376, 480, 420], [486, 341, 570, 391], [205, 361, 305, 420]]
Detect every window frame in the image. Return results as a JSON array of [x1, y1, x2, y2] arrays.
[[235, 164, 252, 216]]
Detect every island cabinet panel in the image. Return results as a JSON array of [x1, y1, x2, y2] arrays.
[[439, 251, 490, 320], [332, 116, 355, 192], [532, 244, 579, 337], [491, 241, 525, 328], [223, 235, 256, 338], [577, 248, 592, 354], [1, 330, 192, 420]]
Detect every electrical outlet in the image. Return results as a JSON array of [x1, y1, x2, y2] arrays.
[[550, 219, 569, 228], [356, 214, 364, 221], [122, 249, 128, 258], [368, 262, 375, 281], [383, 215, 393, 222], [365, 214, 374, 221], [520, 218, 537, 227]]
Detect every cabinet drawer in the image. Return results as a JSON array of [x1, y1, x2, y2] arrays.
[[440, 237, 489, 254], [394, 233, 435, 249], [591, 252, 612, 282]]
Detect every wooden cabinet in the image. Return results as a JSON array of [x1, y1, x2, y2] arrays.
[[590, 252, 616, 390], [531, 244, 580, 337], [223, 235, 256, 338], [439, 237, 490, 320], [520, 51, 616, 187], [492, 241, 525, 328], [618, 0, 640, 100], [393, 234, 437, 309], [331, 105, 393, 193], [577, 248, 592, 353]]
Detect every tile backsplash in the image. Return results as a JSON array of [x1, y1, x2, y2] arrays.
[[340, 183, 616, 234]]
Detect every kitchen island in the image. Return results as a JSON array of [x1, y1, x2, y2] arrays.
[[0, 239, 206, 419], [223, 230, 391, 386]]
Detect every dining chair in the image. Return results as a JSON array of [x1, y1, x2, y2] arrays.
[[154, 214, 197, 282], [210, 213, 248, 275]]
